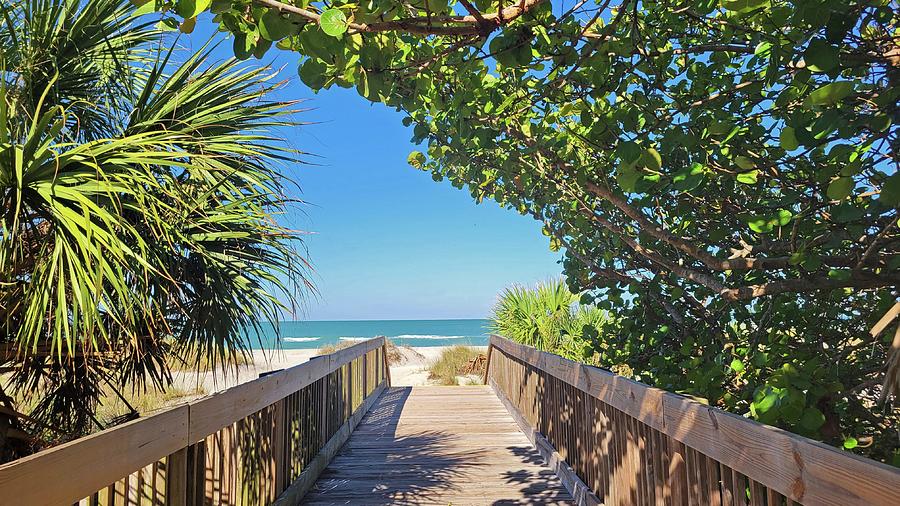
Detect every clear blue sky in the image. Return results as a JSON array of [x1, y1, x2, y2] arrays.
[[181, 22, 562, 320]]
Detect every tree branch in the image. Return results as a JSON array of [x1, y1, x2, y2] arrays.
[[252, 0, 547, 36]]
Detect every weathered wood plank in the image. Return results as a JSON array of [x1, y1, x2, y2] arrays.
[[272, 383, 385, 505], [489, 335, 900, 506], [491, 378, 602, 506], [303, 386, 574, 505], [189, 337, 384, 440], [0, 406, 189, 506]]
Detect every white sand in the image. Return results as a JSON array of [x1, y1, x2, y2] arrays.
[[172, 345, 488, 394]]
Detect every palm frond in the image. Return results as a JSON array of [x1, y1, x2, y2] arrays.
[[0, 0, 312, 458]]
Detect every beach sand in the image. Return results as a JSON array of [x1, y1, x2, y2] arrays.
[[172, 345, 488, 394]]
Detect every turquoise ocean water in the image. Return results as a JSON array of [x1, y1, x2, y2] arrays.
[[248, 319, 491, 349]]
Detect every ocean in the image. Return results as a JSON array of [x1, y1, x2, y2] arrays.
[[246, 319, 491, 349]]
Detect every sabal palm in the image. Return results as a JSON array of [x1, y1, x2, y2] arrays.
[[0, 0, 310, 459], [490, 279, 610, 361]]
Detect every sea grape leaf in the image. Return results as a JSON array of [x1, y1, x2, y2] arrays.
[[407, 150, 426, 169], [298, 58, 327, 89], [805, 81, 853, 106], [779, 126, 799, 151], [175, 0, 210, 19], [736, 170, 758, 184], [880, 173, 900, 207], [721, 0, 768, 12], [319, 9, 348, 37], [804, 39, 839, 72], [641, 147, 662, 171], [260, 9, 296, 41], [799, 408, 826, 431], [826, 177, 853, 200]]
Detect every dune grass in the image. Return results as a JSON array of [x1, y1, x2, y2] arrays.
[[428, 346, 486, 386], [318, 338, 405, 365], [166, 352, 254, 372], [95, 384, 207, 428]]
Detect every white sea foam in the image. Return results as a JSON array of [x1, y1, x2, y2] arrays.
[[338, 337, 370, 342], [284, 337, 320, 343], [392, 335, 470, 340]]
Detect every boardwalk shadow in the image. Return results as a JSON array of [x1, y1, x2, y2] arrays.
[[490, 445, 575, 505], [302, 387, 490, 504]]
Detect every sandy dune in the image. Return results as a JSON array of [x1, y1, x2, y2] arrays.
[[172, 345, 488, 394]]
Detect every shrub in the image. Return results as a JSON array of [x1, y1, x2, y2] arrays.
[[490, 279, 615, 364], [428, 346, 486, 386]]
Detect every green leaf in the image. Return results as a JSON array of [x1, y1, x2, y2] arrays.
[[175, 0, 210, 19], [880, 173, 900, 207], [799, 408, 826, 431], [617, 164, 641, 192], [843, 437, 858, 449], [298, 58, 327, 89], [755, 390, 778, 413], [779, 127, 799, 151], [260, 9, 296, 41], [805, 81, 853, 106], [640, 147, 661, 171], [232, 33, 253, 60], [252, 38, 272, 59], [735, 156, 756, 171], [513, 41, 533, 66], [828, 269, 851, 281], [826, 177, 853, 200], [804, 39, 839, 73], [319, 9, 348, 37], [729, 359, 745, 373], [617, 141, 642, 165], [672, 162, 705, 192], [745, 209, 792, 234], [210, 0, 231, 14], [775, 209, 793, 226], [407, 151, 426, 169], [736, 170, 758, 184], [721, 0, 768, 12]]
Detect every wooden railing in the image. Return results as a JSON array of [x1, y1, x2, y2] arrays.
[[0, 337, 390, 506], [485, 335, 900, 506]]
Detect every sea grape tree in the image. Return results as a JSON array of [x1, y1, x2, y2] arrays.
[[158, 0, 899, 460]]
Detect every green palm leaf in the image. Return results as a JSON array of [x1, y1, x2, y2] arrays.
[[0, 0, 311, 458]]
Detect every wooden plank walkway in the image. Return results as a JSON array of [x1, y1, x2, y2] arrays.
[[302, 386, 574, 505]]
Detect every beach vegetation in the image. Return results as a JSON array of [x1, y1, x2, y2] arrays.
[[0, 0, 310, 461], [318, 338, 405, 365], [427, 345, 485, 386], [491, 280, 615, 365]]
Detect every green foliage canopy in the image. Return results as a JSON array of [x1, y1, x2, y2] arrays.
[[163, 0, 899, 460], [0, 0, 310, 458]]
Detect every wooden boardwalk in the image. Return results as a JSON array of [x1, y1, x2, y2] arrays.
[[8, 336, 899, 506], [302, 386, 574, 505]]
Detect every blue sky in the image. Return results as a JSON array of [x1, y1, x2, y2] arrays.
[[181, 22, 562, 320]]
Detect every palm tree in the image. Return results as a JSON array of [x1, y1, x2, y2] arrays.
[[0, 0, 311, 460], [490, 279, 611, 362]]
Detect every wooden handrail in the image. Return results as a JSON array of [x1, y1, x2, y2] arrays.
[[485, 334, 900, 506], [0, 336, 390, 505]]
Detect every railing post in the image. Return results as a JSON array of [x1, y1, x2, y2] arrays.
[[381, 338, 392, 387], [273, 398, 286, 498], [165, 448, 188, 506], [667, 439, 688, 506], [482, 336, 494, 385]]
